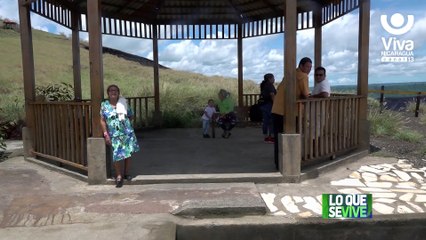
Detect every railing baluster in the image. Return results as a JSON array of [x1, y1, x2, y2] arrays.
[[296, 95, 362, 167]]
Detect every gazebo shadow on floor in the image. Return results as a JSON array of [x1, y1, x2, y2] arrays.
[[127, 127, 276, 175]]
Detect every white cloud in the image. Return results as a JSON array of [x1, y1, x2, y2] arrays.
[[102, 35, 152, 57], [334, 77, 353, 85], [405, 13, 426, 49], [267, 49, 283, 62], [156, 39, 238, 75], [0, 0, 18, 21]]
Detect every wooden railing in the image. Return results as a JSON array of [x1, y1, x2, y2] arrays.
[[31, 101, 92, 172], [238, 93, 261, 123], [81, 96, 155, 129], [243, 93, 261, 107], [127, 96, 155, 129], [30, 96, 154, 173], [297, 95, 362, 166], [243, 93, 362, 165], [29, 94, 361, 171]]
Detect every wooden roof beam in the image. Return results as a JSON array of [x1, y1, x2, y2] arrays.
[[226, 0, 246, 22], [261, 0, 284, 16], [125, 0, 164, 23], [114, 0, 141, 15], [21, 0, 37, 6]]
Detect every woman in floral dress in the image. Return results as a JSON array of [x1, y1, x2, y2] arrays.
[[100, 84, 140, 188]]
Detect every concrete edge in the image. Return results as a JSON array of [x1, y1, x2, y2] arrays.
[[2, 149, 24, 159], [175, 213, 426, 240], [172, 201, 267, 219], [106, 172, 284, 185], [25, 157, 88, 183], [171, 182, 268, 219], [175, 212, 426, 226], [300, 150, 369, 182], [143, 220, 176, 240]]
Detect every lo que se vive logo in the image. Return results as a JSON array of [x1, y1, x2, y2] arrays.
[[322, 194, 372, 219]]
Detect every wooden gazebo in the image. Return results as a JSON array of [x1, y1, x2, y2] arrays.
[[18, 0, 370, 183]]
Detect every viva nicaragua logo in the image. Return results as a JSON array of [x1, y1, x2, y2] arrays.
[[380, 13, 415, 63]]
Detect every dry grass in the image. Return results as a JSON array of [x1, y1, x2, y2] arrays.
[[0, 27, 259, 127]]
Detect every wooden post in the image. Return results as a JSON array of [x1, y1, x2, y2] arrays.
[[314, 4, 322, 73], [278, 0, 301, 181], [237, 23, 243, 108], [379, 85, 384, 113], [153, 24, 160, 112], [151, 24, 163, 126], [284, 0, 297, 133], [357, 0, 371, 150], [72, 8, 82, 100], [18, 0, 36, 151], [87, 0, 104, 137], [415, 93, 421, 117]]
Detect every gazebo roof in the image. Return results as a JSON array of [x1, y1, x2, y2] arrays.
[[29, 0, 357, 39], [75, 0, 339, 24]]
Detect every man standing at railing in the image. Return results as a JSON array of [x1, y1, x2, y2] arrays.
[[272, 57, 312, 170], [311, 66, 330, 98]]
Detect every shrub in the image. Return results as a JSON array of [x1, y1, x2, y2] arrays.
[[394, 130, 423, 143], [420, 114, 426, 125], [162, 110, 200, 128], [368, 103, 404, 136], [0, 129, 6, 160], [0, 132, 6, 151], [35, 82, 73, 101], [406, 99, 426, 115], [420, 146, 426, 158], [0, 97, 24, 122], [368, 97, 380, 108], [0, 98, 25, 140]]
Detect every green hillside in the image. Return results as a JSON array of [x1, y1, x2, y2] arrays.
[[0, 25, 259, 127]]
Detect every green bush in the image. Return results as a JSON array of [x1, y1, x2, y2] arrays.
[[35, 82, 73, 101], [368, 97, 424, 144], [0, 97, 25, 122], [420, 146, 426, 158], [0, 98, 25, 140], [368, 97, 381, 109], [406, 99, 426, 114], [394, 130, 423, 143], [368, 102, 404, 136], [163, 110, 200, 128], [0, 132, 6, 151], [420, 114, 426, 125]]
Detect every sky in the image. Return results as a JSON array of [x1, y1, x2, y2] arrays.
[[1, 0, 425, 86]]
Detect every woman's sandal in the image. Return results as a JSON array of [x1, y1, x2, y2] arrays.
[[115, 176, 123, 188]]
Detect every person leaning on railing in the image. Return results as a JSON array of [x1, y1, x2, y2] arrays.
[[271, 57, 312, 170], [311, 66, 330, 98]]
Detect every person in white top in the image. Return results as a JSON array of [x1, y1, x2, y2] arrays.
[[311, 66, 330, 98], [311, 66, 330, 140], [201, 99, 217, 138]]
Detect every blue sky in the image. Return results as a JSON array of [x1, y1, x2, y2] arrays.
[[1, 0, 425, 86]]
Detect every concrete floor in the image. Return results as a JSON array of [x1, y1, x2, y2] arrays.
[[126, 127, 276, 176]]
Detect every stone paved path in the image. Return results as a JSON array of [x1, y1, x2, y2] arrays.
[[259, 159, 426, 217]]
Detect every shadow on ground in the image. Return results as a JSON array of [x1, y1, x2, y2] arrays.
[[126, 127, 276, 175]]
